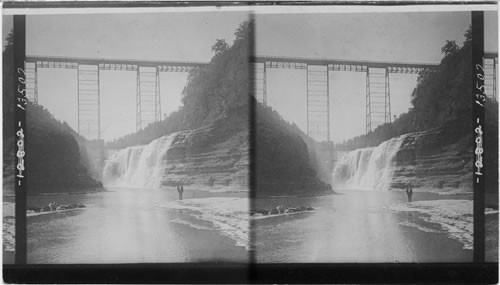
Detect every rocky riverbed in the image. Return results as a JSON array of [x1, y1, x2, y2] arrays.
[[251, 205, 314, 216], [27, 202, 86, 214]]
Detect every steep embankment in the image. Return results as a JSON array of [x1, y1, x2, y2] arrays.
[[165, 109, 248, 190], [103, 21, 252, 192], [334, 116, 472, 193], [25, 103, 102, 194], [255, 102, 333, 197], [391, 116, 472, 193], [103, 107, 248, 191]]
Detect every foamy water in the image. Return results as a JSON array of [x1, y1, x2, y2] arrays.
[[103, 134, 176, 188], [388, 199, 473, 250], [27, 208, 86, 217], [27, 188, 247, 263], [159, 197, 249, 250], [333, 135, 407, 191]]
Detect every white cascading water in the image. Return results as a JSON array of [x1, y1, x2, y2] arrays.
[[102, 134, 176, 189], [332, 134, 408, 191]]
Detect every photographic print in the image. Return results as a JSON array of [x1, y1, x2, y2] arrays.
[[1, 2, 499, 283], [3, 10, 251, 264], [251, 9, 497, 263], [483, 10, 498, 262]]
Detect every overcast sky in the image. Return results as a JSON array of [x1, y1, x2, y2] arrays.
[[255, 11, 484, 142], [3, 12, 248, 141]]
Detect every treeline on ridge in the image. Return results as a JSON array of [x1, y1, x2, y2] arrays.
[[3, 30, 101, 193], [336, 26, 475, 151], [107, 21, 251, 149]]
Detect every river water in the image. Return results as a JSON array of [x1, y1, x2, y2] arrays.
[[27, 187, 248, 263], [253, 189, 472, 263]]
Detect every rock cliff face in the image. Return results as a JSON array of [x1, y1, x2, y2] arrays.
[[255, 103, 333, 197], [162, 110, 249, 190], [333, 116, 473, 193], [25, 103, 102, 194], [103, 108, 249, 191], [391, 120, 473, 193]]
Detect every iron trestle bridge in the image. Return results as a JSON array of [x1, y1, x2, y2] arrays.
[[251, 54, 498, 142], [24, 56, 207, 140], [23, 54, 497, 142]]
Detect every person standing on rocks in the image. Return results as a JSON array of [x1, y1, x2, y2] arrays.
[[177, 183, 184, 200], [406, 184, 413, 203]]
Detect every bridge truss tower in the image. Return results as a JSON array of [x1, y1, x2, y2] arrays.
[[365, 67, 391, 133], [253, 60, 333, 142], [251, 62, 267, 105], [24, 56, 206, 140], [136, 67, 160, 131], [24, 62, 38, 104], [484, 54, 497, 102], [78, 64, 101, 139], [251, 56, 444, 141], [307, 65, 330, 141]]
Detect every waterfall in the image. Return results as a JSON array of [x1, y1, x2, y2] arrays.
[[103, 134, 176, 188], [333, 135, 407, 191]]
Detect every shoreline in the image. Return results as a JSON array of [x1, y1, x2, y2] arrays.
[[27, 187, 108, 197], [167, 213, 249, 262], [255, 191, 337, 199]]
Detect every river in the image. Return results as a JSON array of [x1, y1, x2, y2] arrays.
[[27, 187, 248, 263], [252, 189, 473, 263]]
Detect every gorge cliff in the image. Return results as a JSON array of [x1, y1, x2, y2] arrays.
[[254, 102, 333, 197], [391, 116, 472, 193], [333, 115, 473, 194], [104, 107, 248, 191]]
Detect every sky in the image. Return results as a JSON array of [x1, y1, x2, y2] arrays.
[[3, 12, 249, 141], [255, 11, 486, 143]]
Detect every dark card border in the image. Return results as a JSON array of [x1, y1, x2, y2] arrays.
[[3, 3, 498, 284]]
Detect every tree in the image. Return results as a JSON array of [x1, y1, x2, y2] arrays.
[[3, 30, 14, 141], [211, 39, 229, 55], [338, 26, 473, 151], [441, 40, 459, 58], [108, 20, 252, 149]]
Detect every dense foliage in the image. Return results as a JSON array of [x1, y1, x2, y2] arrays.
[[108, 21, 251, 148], [255, 98, 332, 197], [3, 31, 14, 142], [337, 27, 473, 151], [2, 31, 15, 193], [484, 98, 498, 194], [26, 102, 101, 192], [3, 30, 100, 193]]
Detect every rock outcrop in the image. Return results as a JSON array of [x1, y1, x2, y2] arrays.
[[26, 102, 103, 194], [27, 202, 86, 214], [251, 205, 314, 216], [255, 102, 333, 197], [104, 107, 249, 191], [391, 117, 473, 193], [161, 108, 249, 191], [334, 116, 473, 194]]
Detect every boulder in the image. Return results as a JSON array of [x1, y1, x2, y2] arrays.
[[27, 206, 41, 212], [262, 205, 314, 216]]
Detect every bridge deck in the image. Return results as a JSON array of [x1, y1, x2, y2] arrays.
[[252, 55, 439, 69], [25, 55, 209, 67]]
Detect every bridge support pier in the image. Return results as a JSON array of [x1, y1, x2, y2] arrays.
[[136, 66, 161, 131], [252, 62, 267, 105], [484, 57, 497, 101], [25, 62, 38, 104], [365, 67, 391, 134], [77, 64, 101, 140], [306, 65, 330, 142]]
